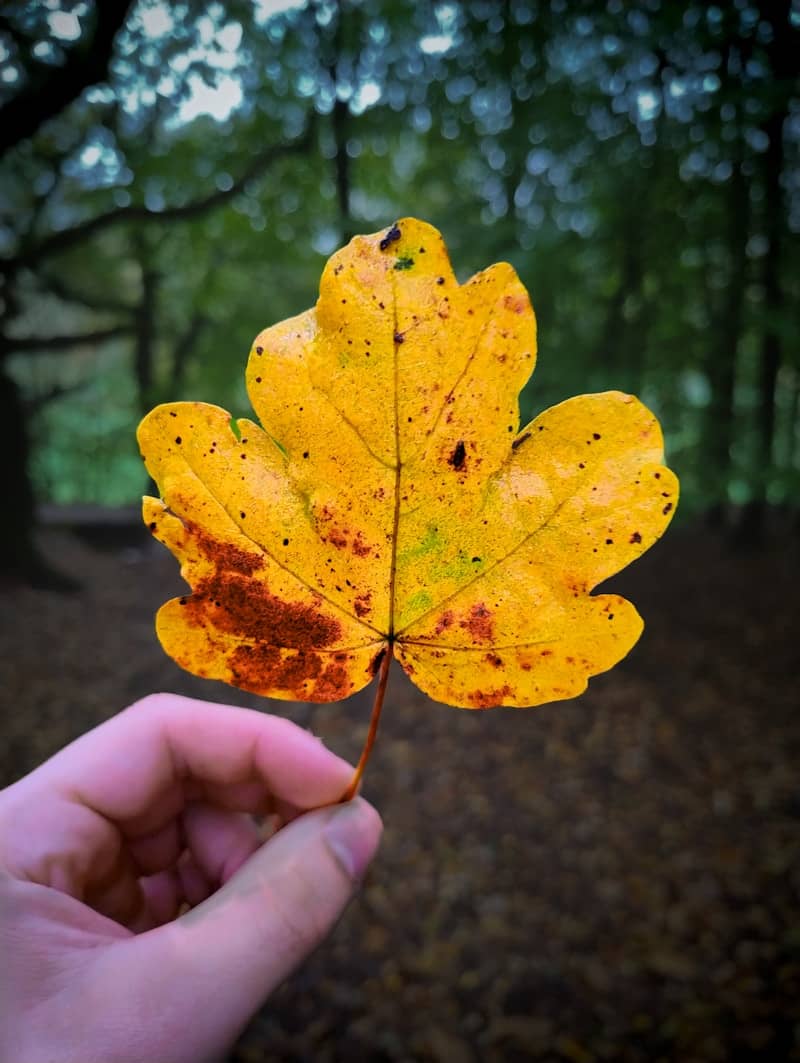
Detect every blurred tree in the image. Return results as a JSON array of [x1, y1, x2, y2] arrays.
[[0, 0, 798, 585]]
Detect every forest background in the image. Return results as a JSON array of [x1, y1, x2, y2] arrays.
[[0, 0, 798, 585]]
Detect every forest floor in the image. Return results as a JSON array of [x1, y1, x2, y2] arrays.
[[1, 521, 799, 1062]]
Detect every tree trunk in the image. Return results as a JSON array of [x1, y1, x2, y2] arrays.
[[736, 0, 792, 546], [0, 364, 78, 587], [704, 128, 749, 528]]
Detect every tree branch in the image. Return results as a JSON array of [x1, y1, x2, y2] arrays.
[[0, 0, 135, 158], [6, 324, 132, 355], [38, 271, 136, 316], [10, 120, 316, 270]]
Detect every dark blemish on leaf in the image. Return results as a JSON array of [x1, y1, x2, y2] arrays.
[[630, 531, 642, 544], [394, 256, 414, 271], [149, 521, 157, 531], [593, 432, 601, 440], [283, 538, 289, 546], [240, 453, 247, 459], [511, 431, 531, 451], [472, 556, 481, 563], [303, 451, 309, 459], [379, 224, 402, 250], [579, 462, 585, 469], [663, 502, 673, 514], [434, 611, 454, 635], [175, 436, 182, 444], [419, 246, 426, 253], [436, 276, 445, 285], [485, 653, 503, 668], [240, 512, 246, 520], [655, 472, 661, 479], [255, 346, 263, 354], [179, 597, 187, 605], [608, 613, 615, 620], [341, 298, 347, 304], [334, 264, 343, 275], [448, 440, 467, 471], [394, 332, 404, 344], [255, 376, 262, 383], [169, 411, 177, 417], [606, 538, 613, 545]]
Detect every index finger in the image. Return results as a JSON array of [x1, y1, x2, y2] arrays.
[[26, 693, 353, 827]]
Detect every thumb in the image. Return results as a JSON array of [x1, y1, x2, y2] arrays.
[[117, 798, 382, 1061]]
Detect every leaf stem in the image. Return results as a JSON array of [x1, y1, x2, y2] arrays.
[[339, 644, 393, 802]]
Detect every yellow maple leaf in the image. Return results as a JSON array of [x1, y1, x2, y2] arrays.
[[138, 218, 677, 790]]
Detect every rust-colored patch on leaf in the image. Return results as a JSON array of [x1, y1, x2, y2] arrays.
[[188, 573, 342, 648], [189, 522, 264, 576], [460, 603, 494, 643], [467, 683, 515, 707]]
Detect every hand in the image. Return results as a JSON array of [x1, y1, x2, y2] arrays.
[[0, 693, 382, 1063]]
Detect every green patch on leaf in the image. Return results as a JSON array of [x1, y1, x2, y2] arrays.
[[394, 256, 415, 271]]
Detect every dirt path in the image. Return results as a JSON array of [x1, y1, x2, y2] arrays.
[[2, 525, 798, 1061]]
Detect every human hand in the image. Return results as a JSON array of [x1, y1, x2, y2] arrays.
[[0, 693, 382, 1063]]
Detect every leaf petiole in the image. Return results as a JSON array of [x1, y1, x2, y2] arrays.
[[338, 643, 393, 802]]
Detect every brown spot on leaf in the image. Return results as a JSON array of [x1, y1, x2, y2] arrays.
[[468, 683, 514, 708], [434, 610, 454, 635], [354, 592, 372, 617], [511, 431, 531, 451], [502, 293, 527, 314], [485, 653, 503, 668], [352, 532, 371, 557], [630, 531, 642, 544], [461, 602, 493, 642]]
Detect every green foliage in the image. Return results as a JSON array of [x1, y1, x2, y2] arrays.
[[1, 0, 798, 523]]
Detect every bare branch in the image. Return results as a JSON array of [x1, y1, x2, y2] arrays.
[[10, 120, 315, 270], [6, 324, 132, 354], [38, 271, 136, 316]]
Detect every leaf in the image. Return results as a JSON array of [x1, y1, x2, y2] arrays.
[[138, 218, 678, 712]]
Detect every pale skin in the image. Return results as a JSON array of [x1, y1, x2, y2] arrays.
[[0, 693, 383, 1063]]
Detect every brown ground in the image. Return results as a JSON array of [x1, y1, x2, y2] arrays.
[[1, 524, 798, 1062]]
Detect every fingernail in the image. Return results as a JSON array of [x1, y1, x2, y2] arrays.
[[324, 798, 382, 881]]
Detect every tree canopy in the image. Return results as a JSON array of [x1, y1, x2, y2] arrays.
[[1, 0, 798, 578]]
